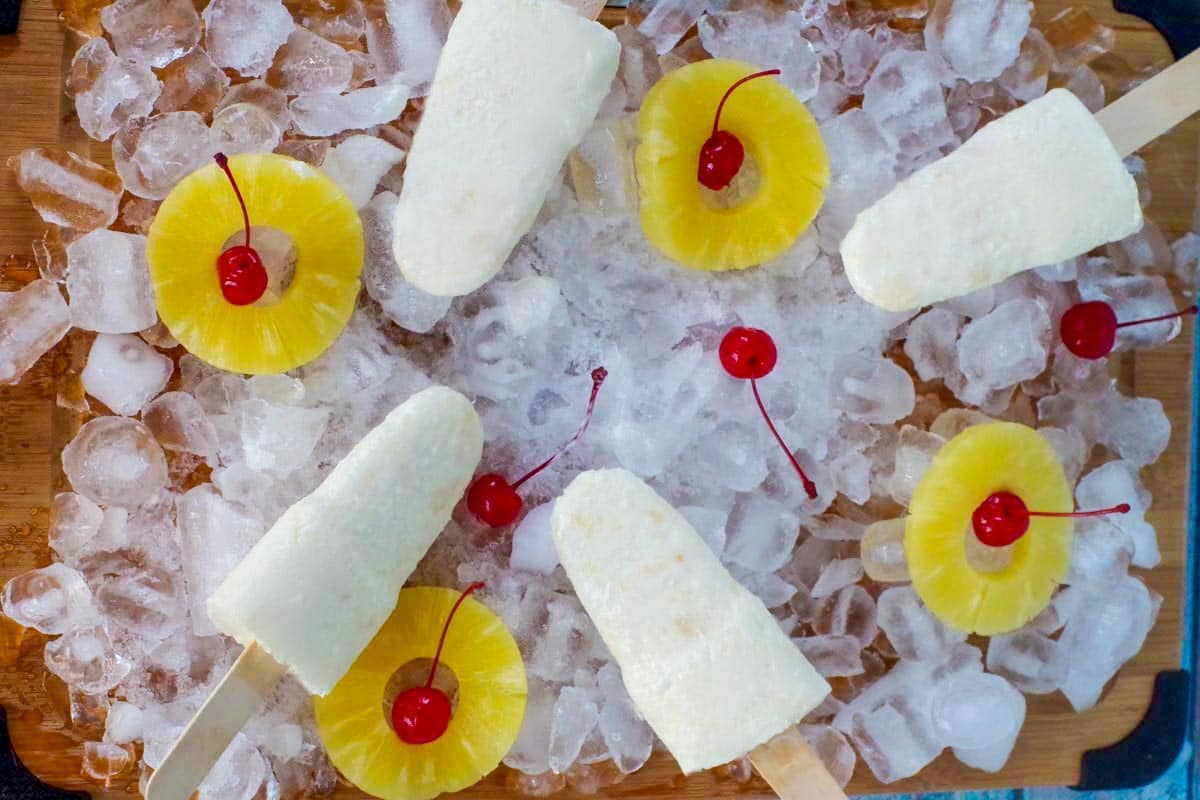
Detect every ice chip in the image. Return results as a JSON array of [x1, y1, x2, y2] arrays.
[[104, 701, 145, 744], [178, 486, 266, 636], [290, 84, 411, 137], [985, 628, 1069, 693], [0, 280, 70, 385], [202, 0, 294, 77], [66, 230, 157, 333], [798, 725, 855, 788], [62, 417, 169, 506], [861, 519, 910, 583], [793, 634, 865, 677], [198, 733, 266, 800], [143, 392, 220, 462], [596, 664, 653, 774], [724, 495, 800, 573], [268, 26, 354, 95], [511, 501, 559, 576], [156, 49, 230, 114], [1, 564, 99, 634], [68, 38, 162, 141], [810, 558, 864, 598], [832, 354, 916, 424], [364, 0, 451, 95], [361, 192, 451, 333], [1076, 460, 1158, 568], [548, 686, 600, 774], [877, 585, 967, 661], [113, 112, 211, 200], [903, 308, 963, 383], [889, 425, 945, 505], [698, 10, 822, 101], [925, 0, 1031, 82], [1066, 518, 1134, 590], [240, 399, 331, 473], [321, 135, 406, 209], [957, 299, 1051, 391], [209, 103, 282, 156], [101, 0, 201, 68], [816, 584, 878, 647], [81, 333, 172, 416], [862, 50, 956, 171], [49, 493, 105, 562], [636, 0, 710, 55], [44, 624, 132, 694], [9, 147, 122, 231]]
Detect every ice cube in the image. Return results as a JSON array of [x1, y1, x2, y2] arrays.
[[209, 103, 282, 156], [0, 280, 70, 385], [986, 628, 1068, 693], [156, 49, 231, 115], [321, 135, 405, 209], [511, 501, 559, 576], [364, 0, 451, 95], [925, 0, 1031, 82], [198, 733, 267, 800], [1059, 576, 1157, 711], [528, 595, 600, 683], [290, 83, 411, 137], [9, 147, 122, 231], [360, 192, 451, 332], [793, 634, 865, 677], [44, 624, 132, 694], [1037, 425, 1087, 485], [62, 417, 169, 506], [596, 664, 653, 774], [934, 673, 1025, 771], [903, 307, 963, 382], [888, 425, 945, 506], [82, 742, 133, 783], [292, 0, 366, 46], [1170, 232, 1199, 287], [81, 334, 172, 416], [112, 111, 211, 200], [267, 26, 354, 95], [696, 421, 769, 493], [1076, 460, 1158, 568], [849, 698, 944, 783], [568, 116, 640, 215], [1, 563, 99, 634], [698, 10, 822, 101], [178, 486, 266, 636], [636, 0, 710, 55], [1066, 518, 1134, 590], [240, 399, 330, 473], [261, 723, 305, 760], [997, 28, 1052, 101], [101, 0, 201, 68], [831, 354, 916, 424], [1106, 218, 1171, 274], [957, 299, 1051, 390], [816, 584, 878, 647], [505, 678, 557, 774], [611, 26, 661, 111], [202, 0, 294, 77], [1078, 272, 1182, 352], [78, 548, 187, 643], [724, 495, 800, 573], [143, 392, 220, 462], [862, 50, 956, 171], [798, 725, 856, 788], [104, 701, 145, 744], [68, 38, 162, 141], [737, 571, 797, 608], [49, 493, 104, 561], [811, 558, 864, 598], [548, 686, 600, 774], [678, 505, 728, 556], [877, 585, 967, 661], [1064, 64, 1105, 112], [66, 230, 157, 333], [215, 80, 292, 135], [860, 519, 910, 582]]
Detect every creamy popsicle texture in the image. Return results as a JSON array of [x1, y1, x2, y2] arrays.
[[841, 89, 1142, 312], [207, 386, 483, 696], [392, 0, 620, 297], [551, 469, 830, 774]]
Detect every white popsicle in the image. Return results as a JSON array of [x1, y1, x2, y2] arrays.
[[551, 469, 830, 774], [842, 89, 1142, 312], [207, 385, 483, 696], [392, 0, 620, 297]]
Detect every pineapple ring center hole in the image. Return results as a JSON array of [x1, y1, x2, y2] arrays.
[[700, 151, 763, 211], [963, 525, 1016, 574], [220, 226, 297, 307], [382, 658, 461, 726]]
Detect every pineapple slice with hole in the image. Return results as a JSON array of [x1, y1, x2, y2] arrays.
[[147, 153, 363, 375], [636, 58, 828, 271], [906, 422, 1073, 636], [314, 587, 527, 800]]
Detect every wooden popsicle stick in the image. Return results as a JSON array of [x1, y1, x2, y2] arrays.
[[145, 643, 287, 800], [750, 726, 850, 800], [1096, 48, 1200, 157]]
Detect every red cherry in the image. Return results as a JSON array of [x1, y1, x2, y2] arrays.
[[466, 368, 608, 527], [719, 327, 817, 500], [212, 152, 268, 306], [390, 582, 484, 745], [1060, 300, 1197, 360], [971, 489, 1132, 548], [697, 69, 781, 192]]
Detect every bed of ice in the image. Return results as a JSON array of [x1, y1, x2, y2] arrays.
[[1, 0, 1195, 796]]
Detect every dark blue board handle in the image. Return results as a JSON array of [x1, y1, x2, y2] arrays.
[[0, 0, 21, 35], [1114, 0, 1200, 57]]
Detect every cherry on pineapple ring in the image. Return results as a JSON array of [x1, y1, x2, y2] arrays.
[[147, 153, 364, 375], [314, 587, 526, 800]]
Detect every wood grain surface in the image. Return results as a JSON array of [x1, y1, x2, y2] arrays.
[[0, 0, 1195, 797]]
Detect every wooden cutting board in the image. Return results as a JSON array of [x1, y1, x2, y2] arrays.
[[0, 0, 1195, 797]]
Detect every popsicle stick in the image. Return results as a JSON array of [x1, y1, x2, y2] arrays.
[[145, 643, 287, 800], [1096, 48, 1200, 157], [750, 726, 849, 800]]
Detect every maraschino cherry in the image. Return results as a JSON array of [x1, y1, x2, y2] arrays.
[[719, 327, 818, 499], [467, 367, 608, 527], [972, 490, 1131, 548], [1060, 300, 1198, 360], [213, 153, 269, 307], [390, 582, 484, 745], [698, 69, 781, 192]]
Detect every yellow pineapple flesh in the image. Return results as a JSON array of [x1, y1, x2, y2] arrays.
[[906, 422, 1073, 636], [314, 587, 527, 800], [636, 58, 829, 271], [147, 153, 363, 375]]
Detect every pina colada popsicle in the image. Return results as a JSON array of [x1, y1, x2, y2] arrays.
[[842, 89, 1142, 312], [551, 469, 836, 784], [392, 0, 620, 297], [148, 386, 483, 800]]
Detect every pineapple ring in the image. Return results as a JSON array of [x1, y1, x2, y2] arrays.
[[314, 587, 527, 800], [636, 58, 829, 271], [147, 154, 363, 375], [906, 422, 1074, 636]]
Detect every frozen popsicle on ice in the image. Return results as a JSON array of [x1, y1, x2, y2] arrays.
[[843, 48, 1200, 312], [392, 0, 620, 297], [147, 386, 483, 800], [552, 469, 846, 797]]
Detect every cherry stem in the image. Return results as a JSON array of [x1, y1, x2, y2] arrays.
[[213, 152, 252, 250], [511, 367, 608, 490], [1027, 502, 1131, 519], [711, 69, 781, 137], [425, 582, 484, 689], [750, 378, 817, 500], [1114, 304, 1198, 329]]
